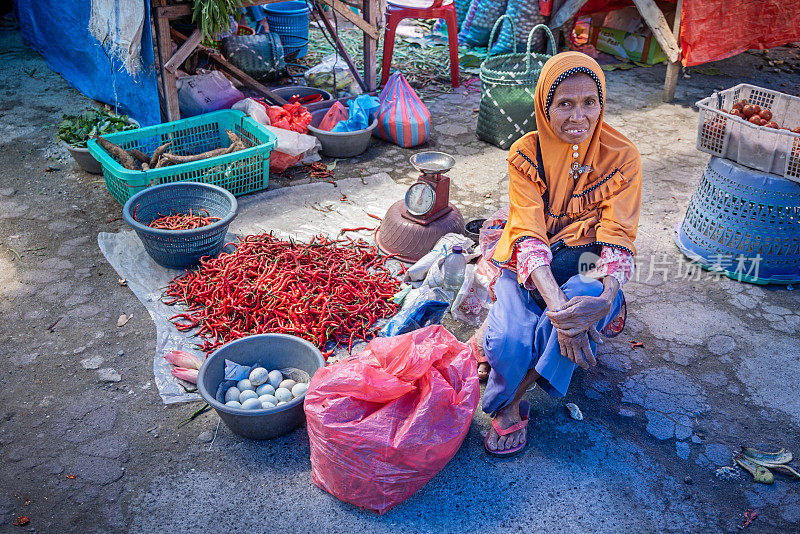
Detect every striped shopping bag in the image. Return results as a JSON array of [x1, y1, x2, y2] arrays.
[[375, 72, 431, 148]]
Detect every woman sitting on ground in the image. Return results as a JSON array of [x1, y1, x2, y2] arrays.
[[472, 52, 642, 456]]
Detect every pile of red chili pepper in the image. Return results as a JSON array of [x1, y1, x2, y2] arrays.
[[162, 233, 401, 359], [146, 209, 220, 230]]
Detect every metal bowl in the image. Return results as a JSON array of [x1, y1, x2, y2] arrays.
[[409, 151, 456, 175], [197, 334, 325, 440]]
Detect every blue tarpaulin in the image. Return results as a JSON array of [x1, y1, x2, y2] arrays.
[[16, 0, 161, 126]]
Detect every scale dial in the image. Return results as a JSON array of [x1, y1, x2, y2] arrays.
[[405, 182, 436, 216]]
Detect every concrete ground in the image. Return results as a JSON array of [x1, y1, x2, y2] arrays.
[[1, 28, 800, 533]]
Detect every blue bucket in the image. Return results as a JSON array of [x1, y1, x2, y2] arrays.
[[263, 1, 310, 59], [674, 156, 800, 285]]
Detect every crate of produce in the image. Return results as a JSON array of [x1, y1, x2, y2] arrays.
[[87, 110, 277, 204], [696, 84, 800, 182]]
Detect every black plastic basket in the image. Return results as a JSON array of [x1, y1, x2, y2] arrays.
[[122, 182, 237, 269]]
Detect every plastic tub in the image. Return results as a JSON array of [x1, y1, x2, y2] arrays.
[[262, 1, 310, 58], [464, 218, 487, 239], [271, 85, 332, 103], [197, 334, 325, 440], [307, 109, 377, 158], [122, 182, 237, 269], [62, 142, 102, 174]]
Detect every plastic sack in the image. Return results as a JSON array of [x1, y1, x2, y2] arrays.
[[375, 72, 431, 148], [451, 264, 493, 325], [177, 71, 244, 117], [458, 0, 508, 47], [305, 325, 480, 514], [262, 125, 321, 172], [318, 102, 349, 132], [232, 97, 271, 126], [304, 54, 357, 96], [475, 207, 508, 302], [380, 286, 450, 337], [266, 103, 312, 134], [331, 94, 380, 132], [492, 0, 548, 54]]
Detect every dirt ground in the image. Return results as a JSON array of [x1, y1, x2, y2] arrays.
[[1, 28, 800, 533]]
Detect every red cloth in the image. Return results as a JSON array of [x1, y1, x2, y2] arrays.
[[576, 0, 800, 67]]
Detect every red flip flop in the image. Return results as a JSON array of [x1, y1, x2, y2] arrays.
[[484, 400, 530, 458]]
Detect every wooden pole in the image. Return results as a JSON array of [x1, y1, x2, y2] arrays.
[[153, 13, 181, 121], [548, 0, 589, 30], [661, 0, 683, 102], [311, 2, 368, 92], [631, 0, 680, 64], [362, 0, 378, 92]]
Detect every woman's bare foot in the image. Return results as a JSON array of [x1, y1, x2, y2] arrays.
[[485, 400, 527, 452]]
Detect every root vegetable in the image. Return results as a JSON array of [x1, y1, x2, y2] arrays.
[[96, 135, 138, 170], [129, 148, 150, 164], [149, 141, 171, 168]]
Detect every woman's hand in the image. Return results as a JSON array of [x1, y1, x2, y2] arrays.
[[547, 294, 611, 337], [556, 329, 596, 369]]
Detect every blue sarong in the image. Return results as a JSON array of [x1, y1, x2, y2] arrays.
[[482, 270, 624, 414]]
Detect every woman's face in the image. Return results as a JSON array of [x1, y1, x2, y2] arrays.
[[547, 73, 601, 145]]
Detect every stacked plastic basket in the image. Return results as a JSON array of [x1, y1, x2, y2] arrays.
[[674, 84, 800, 285]]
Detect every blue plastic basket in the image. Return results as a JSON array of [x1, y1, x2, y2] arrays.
[[122, 182, 237, 269], [262, 1, 310, 59], [674, 156, 800, 285]]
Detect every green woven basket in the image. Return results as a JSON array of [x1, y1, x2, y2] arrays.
[[477, 17, 555, 150], [87, 110, 277, 205]]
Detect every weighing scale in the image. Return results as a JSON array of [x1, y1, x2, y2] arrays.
[[376, 151, 465, 263]]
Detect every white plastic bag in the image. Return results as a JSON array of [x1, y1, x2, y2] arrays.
[[232, 97, 270, 126], [304, 54, 359, 96], [451, 264, 492, 325]]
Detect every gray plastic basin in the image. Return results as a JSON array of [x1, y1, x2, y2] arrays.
[[197, 334, 325, 440], [63, 142, 102, 174], [307, 109, 377, 158]]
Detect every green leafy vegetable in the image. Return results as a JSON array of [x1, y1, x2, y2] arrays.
[[57, 108, 137, 148], [193, 0, 242, 39]]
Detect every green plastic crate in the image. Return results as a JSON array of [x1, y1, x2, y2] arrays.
[[87, 110, 277, 204]]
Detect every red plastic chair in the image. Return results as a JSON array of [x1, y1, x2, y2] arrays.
[[381, 0, 459, 88]]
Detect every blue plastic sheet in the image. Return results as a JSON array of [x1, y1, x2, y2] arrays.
[[380, 286, 450, 337], [17, 0, 161, 126], [331, 94, 380, 132]]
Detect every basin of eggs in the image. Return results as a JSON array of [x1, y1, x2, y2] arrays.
[[223, 367, 309, 410]]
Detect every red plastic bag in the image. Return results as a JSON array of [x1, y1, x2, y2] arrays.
[[265, 102, 312, 134], [305, 325, 479, 514], [318, 101, 349, 132], [375, 72, 431, 148]]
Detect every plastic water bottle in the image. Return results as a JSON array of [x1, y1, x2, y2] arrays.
[[442, 245, 467, 295]]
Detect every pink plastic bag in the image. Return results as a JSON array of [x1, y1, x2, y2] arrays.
[[375, 72, 431, 148], [305, 325, 479, 514], [318, 102, 349, 131]]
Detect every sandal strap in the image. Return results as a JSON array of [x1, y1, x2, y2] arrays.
[[491, 415, 529, 437]]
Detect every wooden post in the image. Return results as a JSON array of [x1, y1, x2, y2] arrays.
[[548, 0, 589, 30], [662, 0, 683, 102], [164, 29, 202, 73], [312, 2, 367, 92], [153, 12, 180, 122], [363, 0, 378, 92], [631, 0, 680, 63]]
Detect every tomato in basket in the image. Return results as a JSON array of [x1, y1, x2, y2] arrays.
[[759, 109, 772, 121]]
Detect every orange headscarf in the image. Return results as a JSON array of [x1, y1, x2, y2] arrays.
[[492, 52, 642, 271]]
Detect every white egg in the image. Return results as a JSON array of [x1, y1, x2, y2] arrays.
[[224, 386, 241, 403], [239, 390, 258, 403], [261, 401, 276, 409], [258, 394, 279, 405], [277, 401, 287, 406], [291, 383, 309, 398], [275, 387, 293, 403], [279, 379, 296, 390], [240, 397, 263, 410], [237, 379, 255, 391], [255, 383, 275, 396], [249, 367, 269, 386], [225, 400, 242, 408], [267, 370, 283, 388]]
